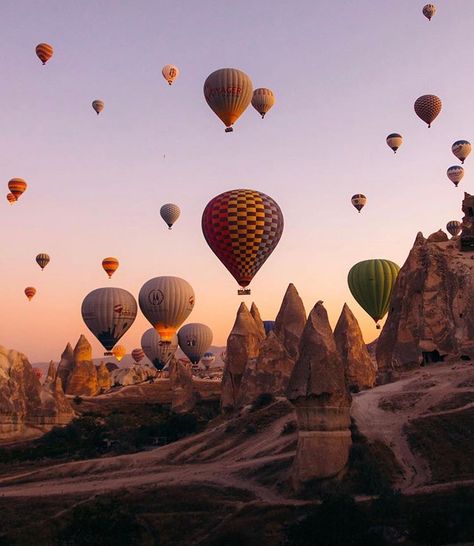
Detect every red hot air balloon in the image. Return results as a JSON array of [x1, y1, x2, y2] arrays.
[[6, 193, 16, 204], [25, 287, 36, 301], [414, 95, 442, 128], [35, 43, 54, 65], [131, 348, 145, 363], [202, 189, 284, 294], [8, 178, 27, 199]]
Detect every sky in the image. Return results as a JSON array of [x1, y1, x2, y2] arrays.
[[0, 0, 472, 362]]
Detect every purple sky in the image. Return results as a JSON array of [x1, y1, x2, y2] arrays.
[[0, 1, 472, 361]]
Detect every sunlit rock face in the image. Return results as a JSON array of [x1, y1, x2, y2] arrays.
[[0, 345, 74, 435], [287, 302, 352, 491], [65, 335, 98, 396], [237, 331, 295, 406], [111, 365, 158, 387], [250, 302, 266, 339], [221, 303, 264, 412], [56, 342, 74, 391], [96, 362, 111, 392], [169, 358, 199, 414], [376, 231, 474, 382], [274, 283, 306, 360], [334, 303, 376, 392]]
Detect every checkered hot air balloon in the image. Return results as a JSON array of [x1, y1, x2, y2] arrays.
[[202, 189, 284, 293], [446, 221, 461, 238], [447, 166, 464, 187], [160, 203, 180, 229], [414, 95, 442, 128], [452, 140, 471, 164], [35, 43, 53, 65]]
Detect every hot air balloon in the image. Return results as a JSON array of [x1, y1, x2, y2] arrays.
[[201, 351, 215, 369], [25, 287, 36, 301], [447, 165, 464, 187], [446, 220, 461, 238], [351, 194, 367, 213], [423, 4, 436, 21], [162, 64, 180, 85], [8, 178, 27, 199], [202, 189, 284, 294], [414, 95, 442, 128], [139, 276, 195, 342], [386, 133, 403, 153], [141, 328, 178, 370], [92, 100, 104, 115], [160, 203, 180, 229], [102, 257, 119, 279], [36, 253, 50, 270], [6, 193, 16, 204], [452, 140, 471, 164], [177, 323, 213, 364], [131, 348, 145, 364], [348, 259, 400, 329], [35, 43, 53, 65], [263, 320, 275, 335], [112, 344, 126, 362], [81, 287, 137, 355], [203, 68, 253, 132], [251, 88, 275, 119]]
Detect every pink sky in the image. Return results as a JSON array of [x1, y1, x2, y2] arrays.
[[0, 1, 472, 361]]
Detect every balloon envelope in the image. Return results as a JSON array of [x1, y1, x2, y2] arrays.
[[6, 193, 16, 204], [447, 166, 464, 187], [446, 221, 461, 237], [386, 133, 403, 153], [36, 43, 53, 64], [92, 100, 104, 115], [202, 189, 284, 289], [452, 140, 471, 164], [141, 328, 178, 370], [348, 259, 400, 328], [203, 68, 253, 132], [201, 351, 215, 368], [102, 257, 119, 278], [25, 287, 36, 301], [112, 344, 126, 362], [351, 194, 366, 213], [251, 88, 275, 118], [160, 203, 180, 229], [162, 64, 180, 85], [422, 4, 436, 20], [131, 348, 145, 363], [36, 253, 50, 270], [81, 287, 137, 352], [139, 276, 195, 342], [414, 95, 442, 127], [178, 323, 213, 364], [8, 178, 27, 199]]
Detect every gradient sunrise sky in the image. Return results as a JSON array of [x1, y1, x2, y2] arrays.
[[0, 0, 472, 361]]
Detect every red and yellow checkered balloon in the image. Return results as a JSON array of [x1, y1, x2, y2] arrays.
[[202, 189, 284, 289]]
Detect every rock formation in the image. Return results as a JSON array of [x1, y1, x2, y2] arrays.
[[237, 331, 295, 406], [460, 192, 474, 251], [105, 362, 119, 373], [0, 345, 74, 435], [44, 361, 57, 387], [169, 358, 199, 413], [274, 284, 306, 360], [376, 231, 474, 381], [334, 303, 376, 391], [250, 302, 266, 339], [287, 302, 352, 491], [221, 303, 264, 412], [56, 342, 74, 391], [65, 335, 99, 396], [111, 365, 158, 386], [96, 362, 111, 392]]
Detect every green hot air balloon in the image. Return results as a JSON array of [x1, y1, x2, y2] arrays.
[[347, 259, 400, 329]]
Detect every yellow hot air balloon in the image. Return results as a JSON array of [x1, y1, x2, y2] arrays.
[[386, 133, 403, 153], [203, 68, 253, 132], [92, 100, 104, 115], [6, 193, 16, 204], [102, 257, 119, 279], [112, 344, 126, 362], [8, 178, 27, 199], [162, 64, 180, 85], [35, 43, 53, 65], [25, 287, 36, 301], [251, 88, 275, 119]]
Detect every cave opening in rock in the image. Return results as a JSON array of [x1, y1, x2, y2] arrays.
[[422, 350, 444, 364]]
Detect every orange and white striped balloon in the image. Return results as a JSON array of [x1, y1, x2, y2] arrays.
[[251, 88, 275, 119], [102, 257, 119, 279], [35, 43, 53, 65], [25, 287, 36, 301], [6, 193, 16, 204], [162, 64, 180, 85], [8, 178, 27, 199]]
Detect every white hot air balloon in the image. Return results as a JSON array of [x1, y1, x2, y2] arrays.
[[177, 323, 213, 364], [141, 328, 178, 370], [139, 276, 195, 342], [81, 287, 137, 355], [201, 352, 215, 369], [447, 165, 464, 187], [452, 140, 471, 164], [160, 203, 180, 229], [162, 64, 180, 85]]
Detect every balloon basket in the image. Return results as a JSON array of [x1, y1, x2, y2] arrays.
[[225, 127, 233, 133], [238, 289, 251, 295], [104, 351, 113, 356]]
